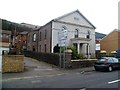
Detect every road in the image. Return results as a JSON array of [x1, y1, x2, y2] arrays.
[[2, 70, 120, 89]]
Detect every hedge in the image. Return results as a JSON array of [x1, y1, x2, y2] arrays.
[[23, 51, 59, 66], [23, 51, 96, 69]]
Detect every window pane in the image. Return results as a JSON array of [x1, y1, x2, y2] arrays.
[[112, 58, 119, 62], [99, 59, 106, 62], [40, 32, 41, 41], [45, 30, 47, 40], [86, 31, 90, 39], [75, 29, 79, 38], [107, 58, 113, 63], [33, 34, 36, 41]]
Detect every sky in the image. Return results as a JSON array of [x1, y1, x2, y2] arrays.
[[0, 0, 119, 34]]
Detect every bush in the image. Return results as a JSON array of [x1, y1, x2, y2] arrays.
[[59, 46, 79, 59], [78, 53, 84, 59], [68, 46, 79, 59]]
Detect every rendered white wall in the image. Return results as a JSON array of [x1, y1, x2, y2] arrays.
[[52, 21, 95, 55], [57, 11, 93, 28]]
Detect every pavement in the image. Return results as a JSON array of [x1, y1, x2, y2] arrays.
[[2, 57, 95, 80], [2, 57, 120, 88]]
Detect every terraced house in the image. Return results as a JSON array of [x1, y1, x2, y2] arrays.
[[0, 19, 11, 54], [27, 10, 96, 58], [100, 29, 120, 52]]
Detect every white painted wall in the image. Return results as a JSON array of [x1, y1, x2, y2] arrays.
[[51, 10, 95, 56], [0, 47, 9, 73], [52, 21, 95, 55], [56, 11, 93, 28]]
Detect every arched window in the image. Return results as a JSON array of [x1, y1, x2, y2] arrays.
[[86, 31, 90, 39], [33, 33, 36, 41], [75, 29, 79, 38]]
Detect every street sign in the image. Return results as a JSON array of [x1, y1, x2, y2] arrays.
[[58, 28, 68, 68], [58, 29, 67, 46], [96, 44, 100, 50]]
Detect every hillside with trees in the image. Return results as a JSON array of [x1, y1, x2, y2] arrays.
[[1, 19, 32, 32]]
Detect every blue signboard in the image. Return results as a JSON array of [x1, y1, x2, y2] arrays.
[[116, 50, 120, 57]]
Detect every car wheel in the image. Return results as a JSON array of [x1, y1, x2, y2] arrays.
[[108, 66, 112, 72]]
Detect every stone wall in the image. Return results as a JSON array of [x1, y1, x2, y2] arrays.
[[70, 59, 97, 68], [2, 55, 24, 73]]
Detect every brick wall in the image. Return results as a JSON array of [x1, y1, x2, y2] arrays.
[[15, 33, 28, 52], [27, 30, 39, 52], [38, 22, 52, 53], [100, 31, 120, 52]]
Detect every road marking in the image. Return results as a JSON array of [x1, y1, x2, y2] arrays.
[[34, 69, 53, 71], [2, 73, 65, 82], [2, 76, 41, 82], [108, 79, 120, 84]]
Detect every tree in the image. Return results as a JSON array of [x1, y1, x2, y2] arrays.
[[53, 44, 60, 53]]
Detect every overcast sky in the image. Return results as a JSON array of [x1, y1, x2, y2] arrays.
[[0, 0, 119, 34]]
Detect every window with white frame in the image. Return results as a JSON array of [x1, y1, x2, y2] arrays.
[[44, 30, 47, 40], [33, 33, 36, 41], [75, 29, 79, 38], [86, 31, 90, 39], [39, 32, 41, 41]]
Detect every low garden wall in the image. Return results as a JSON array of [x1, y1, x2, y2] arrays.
[[70, 59, 97, 68], [2, 55, 24, 73]]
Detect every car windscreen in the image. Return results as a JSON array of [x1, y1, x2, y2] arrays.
[[98, 58, 114, 63]]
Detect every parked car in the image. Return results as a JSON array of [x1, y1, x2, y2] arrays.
[[94, 57, 120, 72]]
